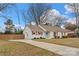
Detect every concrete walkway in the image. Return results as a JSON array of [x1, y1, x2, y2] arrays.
[[10, 39, 79, 56]]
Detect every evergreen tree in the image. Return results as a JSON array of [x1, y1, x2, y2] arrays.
[[4, 19, 15, 34]]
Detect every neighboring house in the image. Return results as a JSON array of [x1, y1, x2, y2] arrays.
[[23, 24, 71, 39]]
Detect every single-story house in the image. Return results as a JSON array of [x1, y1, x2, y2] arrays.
[[23, 24, 71, 39]]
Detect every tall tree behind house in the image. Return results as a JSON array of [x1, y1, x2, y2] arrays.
[[24, 3, 52, 25], [68, 3, 79, 36], [4, 19, 15, 34], [40, 9, 68, 27]]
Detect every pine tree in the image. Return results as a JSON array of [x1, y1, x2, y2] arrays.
[[4, 19, 15, 34]]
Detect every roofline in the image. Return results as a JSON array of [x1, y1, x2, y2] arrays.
[[23, 24, 72, 32], [38, 25, 47, 32]]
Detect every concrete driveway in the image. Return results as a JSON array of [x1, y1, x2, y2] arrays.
[[10, 39, 79, 56]]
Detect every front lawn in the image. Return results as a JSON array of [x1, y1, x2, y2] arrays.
[[34, 38, 79, 48], [0, 40, 58, 56]]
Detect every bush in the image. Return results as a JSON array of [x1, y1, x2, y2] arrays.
[[15, 30, 23, 34], [40, 37, 45, 39], [33, 37, 37, 39], [0, 32, 4, 34], [55, 36, 60, 38], [62, 36, 68, 38], [4, 31, 12, 34]]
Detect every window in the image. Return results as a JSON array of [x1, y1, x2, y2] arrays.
[[32, 31, 35, 35], [32, 31, 43, 35], [46, 32, 49, 35], [38, 32, 40, 34], [38, 32, 43, 35]]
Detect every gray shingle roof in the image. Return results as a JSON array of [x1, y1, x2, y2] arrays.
[[28, 24, 71, 32], [40, 24, 71, 32], [28, 25, 44, 33]]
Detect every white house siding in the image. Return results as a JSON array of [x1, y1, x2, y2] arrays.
[[42, 32, 46, 38], [23, 25, 70, 39], [62, 32, 68, 36], [23, 27, 46, 39], [23, 27, 32, 39], [49, 32, 55, 39], [45, 32, 50, 39], [32, 34, 43, 39], [64, 32, 68, 36], [58, 32, 63, 38], [42, 32, 54, 39], [62, 32, 65, 36]]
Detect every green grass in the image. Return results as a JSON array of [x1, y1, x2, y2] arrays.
[[0, 40, 59, 56], [34, 38, 79, 48]]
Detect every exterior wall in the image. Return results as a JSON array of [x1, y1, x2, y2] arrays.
[[62, 32, 65, 36], [23, 26, 69, 39], [23, 27, 32, 39], [43, 32, 49, 39], [58, 32, 68, 38], [58, 32, 63, 38], [23, 27, 45, 39], [49, 32, 55, 39], [42, 32, 55, 39], [42, 32, 63, 39], [44, 32, 68, 39], [62, 32, 68, 36], [64, 32, 68, 36], [42, 32, 47, 38], [32, 34, 43, 38]]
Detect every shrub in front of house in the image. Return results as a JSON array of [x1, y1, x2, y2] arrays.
[[32, 37, 37, 39], [40, 37, 45, 39], [32, 37, 45, 39], [62, 36, 68, 38], [55, 36, 60, 38]]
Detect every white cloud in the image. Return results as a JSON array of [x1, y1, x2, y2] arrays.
[[51, 9, 68, 19], [47, 9, 61, 17], [15, 24, 24, 30], [64, 4, 74, 14], [49, 9, 76, 25], [64, 5, 72, 12], [64, 4, 76, 24], [0, 12, 2, 14], [0, 27, 5, 33], [51, 9, 60, 16], [41, 9, 68, 26], [66, 18, 76, 24]]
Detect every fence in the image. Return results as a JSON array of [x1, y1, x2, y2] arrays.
[[0, 34, 24, 39]]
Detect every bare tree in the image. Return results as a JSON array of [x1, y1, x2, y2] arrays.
[[64, 22, 77, 31], [68, 3, 79, 36], [40, 9, 67, 27], [23, 3, 52, 25], [0, 3, 9, 12], [22, 10, 28, 26], [1, 4, 21, 29]]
